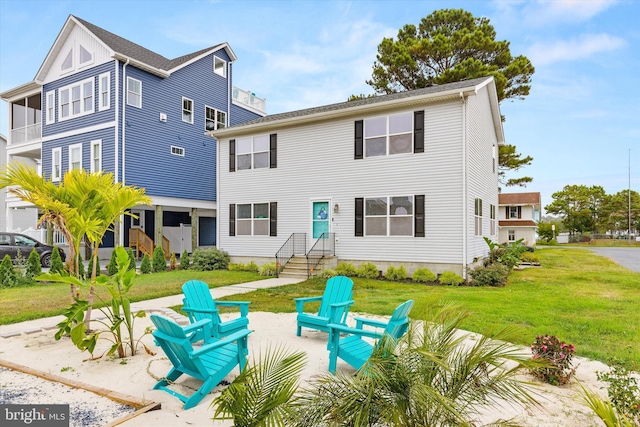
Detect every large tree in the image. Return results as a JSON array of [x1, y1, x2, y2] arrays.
[[545, 185, 607, 234], [366, 8, 535, 187]]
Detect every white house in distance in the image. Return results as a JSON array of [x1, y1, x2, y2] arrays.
[[211, 77, 504, 278], [498, 192, 541, 246]]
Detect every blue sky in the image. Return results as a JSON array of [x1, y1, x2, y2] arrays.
[[1, 0, 638, 210]]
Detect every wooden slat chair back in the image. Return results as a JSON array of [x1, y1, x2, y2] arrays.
[[295, 275, 354, 337], [327, 299, 414, 374], [150, 314, 250, 409], [182, 280, 250, 342]]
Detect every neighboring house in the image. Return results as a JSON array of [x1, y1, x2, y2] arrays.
[[0, 133, 5, 231], [498, 192, 541, 246], [1, 15, 265, 258], [211, 77, 503, 278]]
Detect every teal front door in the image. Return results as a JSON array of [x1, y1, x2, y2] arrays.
[[312, 201, 330, 239]]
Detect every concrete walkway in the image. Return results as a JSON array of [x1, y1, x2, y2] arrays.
[[0, 277, 302, 338]]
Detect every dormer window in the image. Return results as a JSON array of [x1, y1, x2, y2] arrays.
[[61, 49, 73, 71], [214, 56, 226, 78], [79, 45, 93, 66]]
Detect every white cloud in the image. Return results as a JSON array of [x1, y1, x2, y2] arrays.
[[494, 0, 619, 28], [528, 33, 626, 66]]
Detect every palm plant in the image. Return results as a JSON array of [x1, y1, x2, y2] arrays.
[[211, 345, 307, 427], [578, 383, 636, 427]]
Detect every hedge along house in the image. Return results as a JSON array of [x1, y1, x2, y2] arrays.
[[1, 15, 265, 259], [210, 77, 503, 279]]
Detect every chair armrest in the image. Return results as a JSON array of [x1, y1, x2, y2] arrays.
[[215, 301, 250, 317], [327, 322, 383, 340], [191, 329, 252, 358], [182, 319, 212, 335], [183, 306, 219, 315], [294, 296, 323, 313], [354, 317, 388, 330], [328, 300, 355, 323]]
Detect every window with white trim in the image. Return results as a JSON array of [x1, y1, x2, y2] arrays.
[[205, 106, 226, 131], [90, 139, 102, 172], [52, 147, 62, 182], [98, 72, 110, 111], [365, 112, 413, 157], [58, 77, 94, 121], [236, 203, 269, 235], [490, 204, 496, 235], [474, 198, 483, 236], [61, 49, 73, 71], [509, 206, 519, 219], [213, 56, 226, 77], [79, 45, 93, 66], [171, 146, 185, 156], [46, 91, 55, 124], [508, 230, 516, 241], [364, 196, 414, 236], [127, 77, 142, 108], [182, 97, 194, 123], [237, 135, 269, 170], [69, 143, 82, 170]]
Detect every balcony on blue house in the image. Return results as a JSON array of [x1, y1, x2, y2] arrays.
[[232, 86, 266, 116], [7, 91, 42, 161]]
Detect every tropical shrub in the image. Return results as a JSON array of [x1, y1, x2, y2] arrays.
[[180, 250, 189, 270], [0, 254, 17, 287], [320, 268, 337, 278], [25, 249, 42, 280], [596, 359, 640, 424], [87, 254, 101, 277], [469, 262, 510, 287], [191, 248, 229, 271], [530, 335, 576, 386], [258, 262, 277, 276], [169, 251, 178, 270], [49, 247, 65, 274], [152, 246, 167, 273], [127, 248, 136, 271], [356, 262, 379, 279], [412, 268, 436, 283], [578, 383, 637, 427], [439, 271, 465, 286], [384, 265, 407, 281], [140, 254, 151, 274], [334, 262, 357, 277], [107, 249, 118, 275]]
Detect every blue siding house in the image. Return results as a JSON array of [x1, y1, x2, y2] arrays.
[[1, 15, 265, 257]]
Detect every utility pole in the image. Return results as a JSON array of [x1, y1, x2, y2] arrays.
[[629, 148, 632, 244]]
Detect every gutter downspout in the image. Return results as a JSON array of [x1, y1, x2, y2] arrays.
[[460, 91, 468, 280]]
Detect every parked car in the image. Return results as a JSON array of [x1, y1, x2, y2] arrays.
[[0, 232, 66, 267]]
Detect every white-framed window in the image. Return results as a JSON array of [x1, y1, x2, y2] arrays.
[[490, 204, 496, 235], [127, 77, 142, 108], [58, 77, 94, 121], [90, 139, 102, 172], [236, 203, 269, 235], [236, 135, 269, 170], [509, 206, 519, 218], [98, 72, 110, 111], [364, 112, 413, 157], [364, 196, 414, 236], [205, 106, 226, 131], [171, 146, 185, 156], [508, 230, 516, 241], [474, 198, 483, 236], [61, 49, 73, 72], [182, 97, 194, 123], [46, 91, 56, 124], [79, 45, 93, 66], [213, 56, 226, 77], [69, 143, 82, 170], [52, 147, 62, 182]]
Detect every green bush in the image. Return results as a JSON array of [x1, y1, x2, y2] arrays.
[[25, 249, 42, 280], [152, 246, 167, 273], [49, 247, 65, 274], [335, 262, 357, 277], [0, 254, 17, 287], [520, 252, 540, 264], [107, 249, 118, 275], [439, 271, 465, 286], [180, 250, 189, 270], [127, 248, 136, 271], [140, 254, 152, 274], [530, 335, 576, 386], [191, 248, 229, 271], [356, 262, 379, 279], [320, 268, 337, 278], [87, 255, 101, 277], [384, 265, 407, 280], [469, 263, 510, 287], [230, 261, 260, 272], [596, 359, 640, 424], [412, 268, 436, 283], [258, 262, 277, 276]]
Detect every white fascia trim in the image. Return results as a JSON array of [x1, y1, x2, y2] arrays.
[[168, 43, 237, 74], [0, 82, 42, 101], [146, 196, 217, 211], [112, 54, 170, 78], [41, 121, 116, 142]]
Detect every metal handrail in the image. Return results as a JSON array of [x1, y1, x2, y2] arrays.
[[306, 232, 335, 277], [275, 233, 306, 277]]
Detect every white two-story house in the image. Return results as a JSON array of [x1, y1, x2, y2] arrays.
[[498, 192, 541, 246]]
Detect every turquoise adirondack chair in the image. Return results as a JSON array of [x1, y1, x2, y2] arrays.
[[295, 275, 354, 337], [150, 314, 250, 409], [182, 280, 250, 342], [327, 299, 414, 374]]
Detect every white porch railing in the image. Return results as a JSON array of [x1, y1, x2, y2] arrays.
[[232, 87, 266, 115], [16, 227, 67, 245], [10, 123, 42, 145]]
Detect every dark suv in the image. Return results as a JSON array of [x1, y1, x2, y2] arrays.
[[0, 232, 66, 267]]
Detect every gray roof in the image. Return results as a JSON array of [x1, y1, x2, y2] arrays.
[[73, 16, 223, 71], [227, 77, 492, 129]]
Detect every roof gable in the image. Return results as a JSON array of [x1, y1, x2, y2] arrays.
[[498, 192, 541, 206]]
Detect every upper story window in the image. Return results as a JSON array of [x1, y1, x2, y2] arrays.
[[355, 111, 423, 159], [58, 77, 94, 121], [98, 72, 110, 111], [214, 56, 226, 78], [61, 49, 73, 72], [52, 147, 62, 182], [205, 106, 226, 131], [182, 97, 194, 123], [90, 139, 102, 172], [474, 198, 483, 236], [46, 91, 55, 124], [69, 143, 82, 170], [79, 45, 93, 66], [509, 206, 521, 219], [127, 77, 142, 108], [237, 135, 269, 170]]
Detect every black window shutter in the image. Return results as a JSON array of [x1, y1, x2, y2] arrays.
[[354, 120, 363, 160], [270, 202, 277, 236], [355, 198, 364, 236], [414, 110, 424, 153], [506, 206, 509, 219], [270, 134, 277, 168], [518, 206, 522, 219], [229, 139, 236, 172], [229, 204, 235, 236], [415, 195, 425, 237]]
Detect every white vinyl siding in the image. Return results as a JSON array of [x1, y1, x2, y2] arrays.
[[90, 139, 102, 172]]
